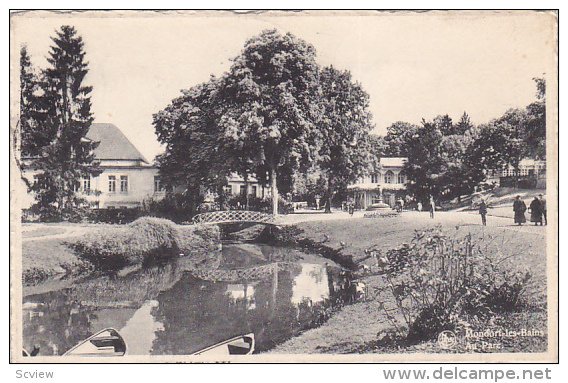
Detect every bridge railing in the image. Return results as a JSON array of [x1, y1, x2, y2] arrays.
[[191, 210, 274, 225]]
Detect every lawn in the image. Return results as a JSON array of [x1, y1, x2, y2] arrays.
[[22, 237, 89, 283], [22, 226, 67, 239], [267, 212, 548, 354]]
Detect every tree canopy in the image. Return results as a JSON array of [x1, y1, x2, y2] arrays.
[[155, 29, 376, 215]]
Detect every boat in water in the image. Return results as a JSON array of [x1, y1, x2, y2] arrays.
[[193, 333, 255, 356], [63, 328, 127, 357]]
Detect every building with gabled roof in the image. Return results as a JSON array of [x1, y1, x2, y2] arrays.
[[22, 123, 164, 209], [86, 123, 150, 165]]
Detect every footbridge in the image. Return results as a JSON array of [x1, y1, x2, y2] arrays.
[[191, 210, 275, 225]]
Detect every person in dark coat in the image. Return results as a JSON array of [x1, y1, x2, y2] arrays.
[[479, 199, 488, 226], [529, 196, 543, 226], [513, 196, 527, 226], [539, 194, 547, 225]]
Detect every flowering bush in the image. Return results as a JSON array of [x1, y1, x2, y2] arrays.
[[376, 227, 532, 343]]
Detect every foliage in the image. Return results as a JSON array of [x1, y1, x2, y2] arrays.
[[316, 66, 375, 212], [67, 217, 220, 269], [524, 77, 546, 159], [376, 228, 532, 343], [402, 119, 445, 203], [24, 26, 101, 221], [88, 207, 142, 224], [399, 114, 484, 204], [381, 121, 419, 157], [153, 77, 234, 201], [217, 29, 323, 215], [469, 78, 546, 180], [19, 46, 46, 157], [141, 192, 204, 223]]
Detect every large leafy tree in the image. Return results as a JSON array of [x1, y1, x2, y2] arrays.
[[403, 120, 445, 203], [217, 29, 322, 215], [153, 78, 232, 207], [29, 26, 100, 220], [525, 77, 546, 159], [316, 66, 374, 212], [382, 121, 419, 156]]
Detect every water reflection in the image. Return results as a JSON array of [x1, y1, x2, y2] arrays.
[[23, 244, 357, 355]]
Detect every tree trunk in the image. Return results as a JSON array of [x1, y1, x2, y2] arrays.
[[244, 174, 250, 210], [270, 165, 278, 216], [325, 175, 333, 213]]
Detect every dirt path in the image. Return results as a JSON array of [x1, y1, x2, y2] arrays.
[[277, 210, 546, 236]]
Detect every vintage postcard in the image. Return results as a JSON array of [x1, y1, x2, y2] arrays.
[[9, 10, 558, 363]]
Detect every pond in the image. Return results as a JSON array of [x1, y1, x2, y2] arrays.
[[22, 243, 361, 356]]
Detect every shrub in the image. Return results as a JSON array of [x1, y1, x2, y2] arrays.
[[377, 227, 532, 343], [67, 217, 220, 269], [141, 193, 203, 223], [89, 207, 143, 224]]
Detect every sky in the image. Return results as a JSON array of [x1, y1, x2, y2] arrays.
[[11, 10, 557, 162]]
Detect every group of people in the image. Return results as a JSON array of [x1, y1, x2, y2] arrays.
[[478, 194, 546, 227], [415, 195, 436, 218], [513, 194, 547, 226]]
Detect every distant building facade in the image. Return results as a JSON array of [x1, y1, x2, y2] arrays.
[[21, 123, 163, 209], [347, 157, 408, 209], [486, 158, 546, 189], [21, 123, 269, 210]]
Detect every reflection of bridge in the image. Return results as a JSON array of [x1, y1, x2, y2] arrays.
[[192, 210, 275, 225]]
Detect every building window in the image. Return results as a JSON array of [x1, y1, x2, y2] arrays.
[[251, 185, 257, 197], [384, 171, 394, 184], [239, 185, 247, 196], [83, 178, 91, 193], [108, 175, 116, 193], [154, 176, 164, 192], [120, 176, 128, 193], [397, 172, 406, 184], [371, 174, 379, 184], [223, 185, 232, 195]]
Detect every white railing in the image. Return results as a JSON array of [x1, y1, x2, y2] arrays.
[[191, 210, 274, 225]]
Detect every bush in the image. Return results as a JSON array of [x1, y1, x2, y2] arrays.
[[67, 217, 220, 269], [377, 228, 532, 343], [142, 193, 203, 223], [89, 207, 143, 224]]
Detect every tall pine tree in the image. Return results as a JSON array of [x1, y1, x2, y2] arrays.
[[29, 25, 100, 220], [19, 45, 46, 158]]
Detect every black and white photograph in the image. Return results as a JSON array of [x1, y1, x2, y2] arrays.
[[9, 9, 558, 363]]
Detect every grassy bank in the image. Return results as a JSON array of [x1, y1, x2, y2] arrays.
[[67, 217, 220, 269], [22, 238, 91, 283], [265, 213, 547, 354], [22, 218, 221, 284]]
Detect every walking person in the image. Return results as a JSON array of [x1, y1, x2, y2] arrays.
[[529, 196, 543, 226], [513, 195, 527, 226], [429, 195, 435, 219], [479, 198, 488, 226], [539, 194, 547, 225]]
